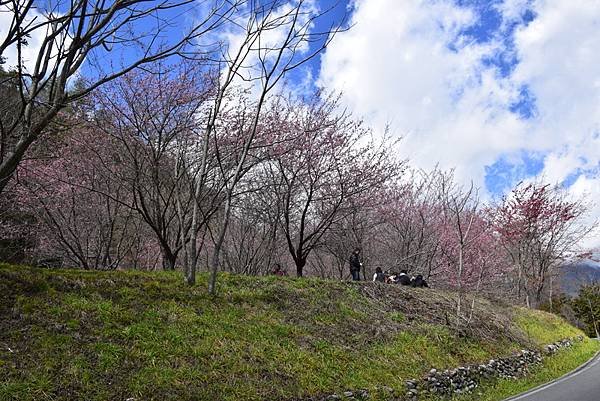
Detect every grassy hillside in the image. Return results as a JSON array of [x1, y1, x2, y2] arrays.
[[0, 264, 595, 401]]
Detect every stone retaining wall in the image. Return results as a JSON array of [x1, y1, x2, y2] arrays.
[[317, 336, 584, 401]]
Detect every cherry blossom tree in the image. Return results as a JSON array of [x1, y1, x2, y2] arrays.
[[437, 174, 481, 319], [256, 93, 401, 277], [492, 181, 591, 307], [14, 126, 154, 269], [0, 0, 243, 194], [191, 1, 346, 292], [371, 170, 446, 279], [90, 61, 212, 271], [319, 193, 385, 280]]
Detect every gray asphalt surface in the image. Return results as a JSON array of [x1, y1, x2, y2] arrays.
[[505, 349, 600, 401]]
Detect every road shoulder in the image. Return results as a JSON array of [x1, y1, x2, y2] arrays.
[[503, 344, 600, 401]]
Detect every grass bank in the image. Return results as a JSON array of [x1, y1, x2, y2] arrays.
[[452, 339, 599, 401], [0, 264, 592, 401]]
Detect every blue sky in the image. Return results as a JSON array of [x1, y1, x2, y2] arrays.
[[316, 1, 595, 181], [2, 0, 597, 246], [292, 0, 546, 198], [1, 0, 594, 200], [252, 0, 599, 243], [315, 0, 600, 247]]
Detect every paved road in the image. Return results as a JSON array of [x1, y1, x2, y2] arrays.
[[505, 350, 600, 401]]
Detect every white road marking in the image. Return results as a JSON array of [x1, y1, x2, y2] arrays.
[[507, 352, 600, 400]]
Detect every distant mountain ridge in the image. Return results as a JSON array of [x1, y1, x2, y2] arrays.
[[561, 259, 600, 297]]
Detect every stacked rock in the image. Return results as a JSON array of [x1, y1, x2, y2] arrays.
[[414, 348, 544, 398], [316, 336, 582, 401], [544, 338, 574, 355]]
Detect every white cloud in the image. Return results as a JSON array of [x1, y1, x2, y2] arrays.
[[318, 0, 528, 186], [513, 0, 600, 247], [496, 0, 533, 26], [0, 5, 69, 74], [1, 6, 44, 71], [568, 175, 600, 250], [318, 0, 600, 248], [215, 0, 318, 91]]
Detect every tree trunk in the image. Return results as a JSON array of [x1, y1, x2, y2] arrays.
[[185, 206, 200, 285], [295, 258, 306, 278], [549, 274, 554, 312], [588, 298, 599, 339], [515, 259, 524, 302], [208, 196, 233, 295], [185, 249, 196, 286], [456, 246, 464, 325], [0, 107, 60, 194], [161, 245, 176, 271], [468, 263, 485, 324], [183, 121, 211, 286]]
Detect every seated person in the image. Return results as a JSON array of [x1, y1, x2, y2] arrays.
[[385, 272, 398, 284], [271, 263, 287, 276], [411, 274, 429, 288], [396, 270, 411, 286], [372, 267, 386, 282]]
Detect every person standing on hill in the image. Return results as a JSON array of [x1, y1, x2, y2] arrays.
[[349, 248, 362, 281]]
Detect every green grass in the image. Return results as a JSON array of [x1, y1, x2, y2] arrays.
[[451, 339, 600, 401], [513, 307, 584, 346], [0, 263, 590, 401]]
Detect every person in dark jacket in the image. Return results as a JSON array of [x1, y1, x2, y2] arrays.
[[372, 267, 385, 282], [396, 270, 412, 286], [411, 274, 429, 288], [349, 248, 362, 281]]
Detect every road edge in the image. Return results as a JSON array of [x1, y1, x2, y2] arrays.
[[502, 343, 600, 401]]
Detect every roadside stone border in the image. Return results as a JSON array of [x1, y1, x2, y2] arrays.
[[311, 336, 584, 401]]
